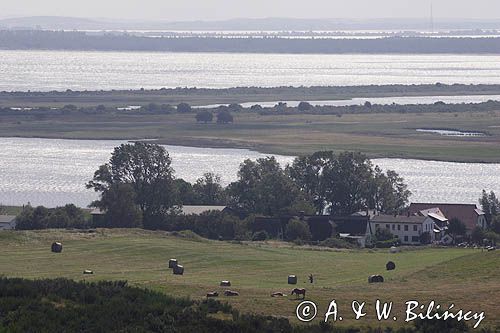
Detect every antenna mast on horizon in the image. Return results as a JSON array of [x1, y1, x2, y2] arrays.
[[430, 3, 435, 34]]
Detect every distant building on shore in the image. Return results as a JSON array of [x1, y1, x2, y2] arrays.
[[408, 203, 487, 233], [0, 215, 17, 230]]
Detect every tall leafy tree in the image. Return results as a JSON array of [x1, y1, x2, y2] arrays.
[[287, 151, 334, 214], [448, 218, 467, 240], [98, 183, 143, 228], [87, 142, 178, 228], [228, 157, 312, 216], [193, 172, 226, 205], [322, 152, 374, 215], [370, 167, 411, 214]]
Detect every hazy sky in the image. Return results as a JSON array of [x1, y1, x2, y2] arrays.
[[2, 0, 500, 21]]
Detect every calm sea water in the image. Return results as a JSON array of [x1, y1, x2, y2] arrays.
[[2, 50, 500, 91], [0, 137, 497, 207]]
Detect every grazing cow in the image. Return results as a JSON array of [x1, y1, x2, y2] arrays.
[[206, 291, 219, 298], [224, 290, 240, 296], [271, 292, 287, 297], [291, 288, 306, 299]]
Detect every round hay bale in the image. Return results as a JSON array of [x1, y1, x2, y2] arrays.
[[386, 261, 396, 271], [288, 275, 297, 285], [368, 275, 384, 283], [168, 259, 178, 268], [173, 265, 184, 275], [220, 280, 231, 287], [51, 242, 63, 253]]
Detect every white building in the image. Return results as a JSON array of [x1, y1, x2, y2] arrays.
[[370, 215, 436, 245], [0, 215, 17, 230]]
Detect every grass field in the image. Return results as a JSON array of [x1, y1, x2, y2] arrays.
[[0, 229, 498, 329], [2, 110, 500, 162]]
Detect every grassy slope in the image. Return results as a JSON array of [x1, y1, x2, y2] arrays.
[[1, 111, 500, 162], [0, 229, 498, 328]]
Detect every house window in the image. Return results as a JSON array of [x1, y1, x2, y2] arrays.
[[413, 225, 418, 231], [386, 224, 390, 229], [412, 236, 420, 242], [397, 224, 401, 231], [404, 225, 408, 231], [392, 224, 395, 230], [404, 236, 408, 242]]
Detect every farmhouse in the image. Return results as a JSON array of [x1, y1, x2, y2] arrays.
[[408, 203, 487, 233], [332, 216, 371, 247], [370, 215, 434, 245], [0, 215, 17, 230]]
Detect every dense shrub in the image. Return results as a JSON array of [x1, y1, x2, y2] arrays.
[[319, 237, 357, 249], [15, 204, 89, 230], [252, 230, 270, 241], [285, 218, 312, 241]]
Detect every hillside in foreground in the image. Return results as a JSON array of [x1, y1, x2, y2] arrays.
[[0, 229, 498, 329]]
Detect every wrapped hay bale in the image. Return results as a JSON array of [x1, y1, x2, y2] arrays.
[[168, 259, 178, 268], [173, 265, 184, 275], [220, 280, 231, 287], [368, 275, 384, 283], [386, 261, 396, 271], [51, 242, 63, 253], [389, 246, 399, 254], [288, 275, 297, 285], [83, 270, 94, 275]]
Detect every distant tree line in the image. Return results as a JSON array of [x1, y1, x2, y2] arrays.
[[2, 30, 500, 54], [82, 143, 410, 240], [2, 100, 500, 121], [2, 83, 500, 98]]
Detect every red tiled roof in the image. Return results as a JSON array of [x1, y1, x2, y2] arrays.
[[409, 203, 483, 231]]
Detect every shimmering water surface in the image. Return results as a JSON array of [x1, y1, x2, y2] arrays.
[[0, 138, 498, 207], [3, 50, 500, 91]]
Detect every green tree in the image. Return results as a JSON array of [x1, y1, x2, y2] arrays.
[[195, 110, 213, 123], [228, 157, 311, 216], [370, 167, 411, 214], [471, 226, 485, 244], [87, 142, 178, 229], [174, 179, 196, 205], [490, 215, 500, 234], [298, 101, 313, 111], [217, 110, 233, 124], [479, 189, 500, 216], [98, 183, 142, 228], [322, 152, 374, 215], [448, 218, 467, 239], [287, 151, 335, 214], [285, 218, 312, 241], [192, 172, 226, 205], [375, 227, 394, 242], [228, 103, 243, 112], [250, 104, 263, 111], [177, 102, 192, 113]]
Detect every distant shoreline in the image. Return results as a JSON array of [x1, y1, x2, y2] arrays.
[[3, 30, 500, 54]]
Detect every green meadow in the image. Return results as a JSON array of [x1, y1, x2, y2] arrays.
[[0, 229, 498, 328]]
